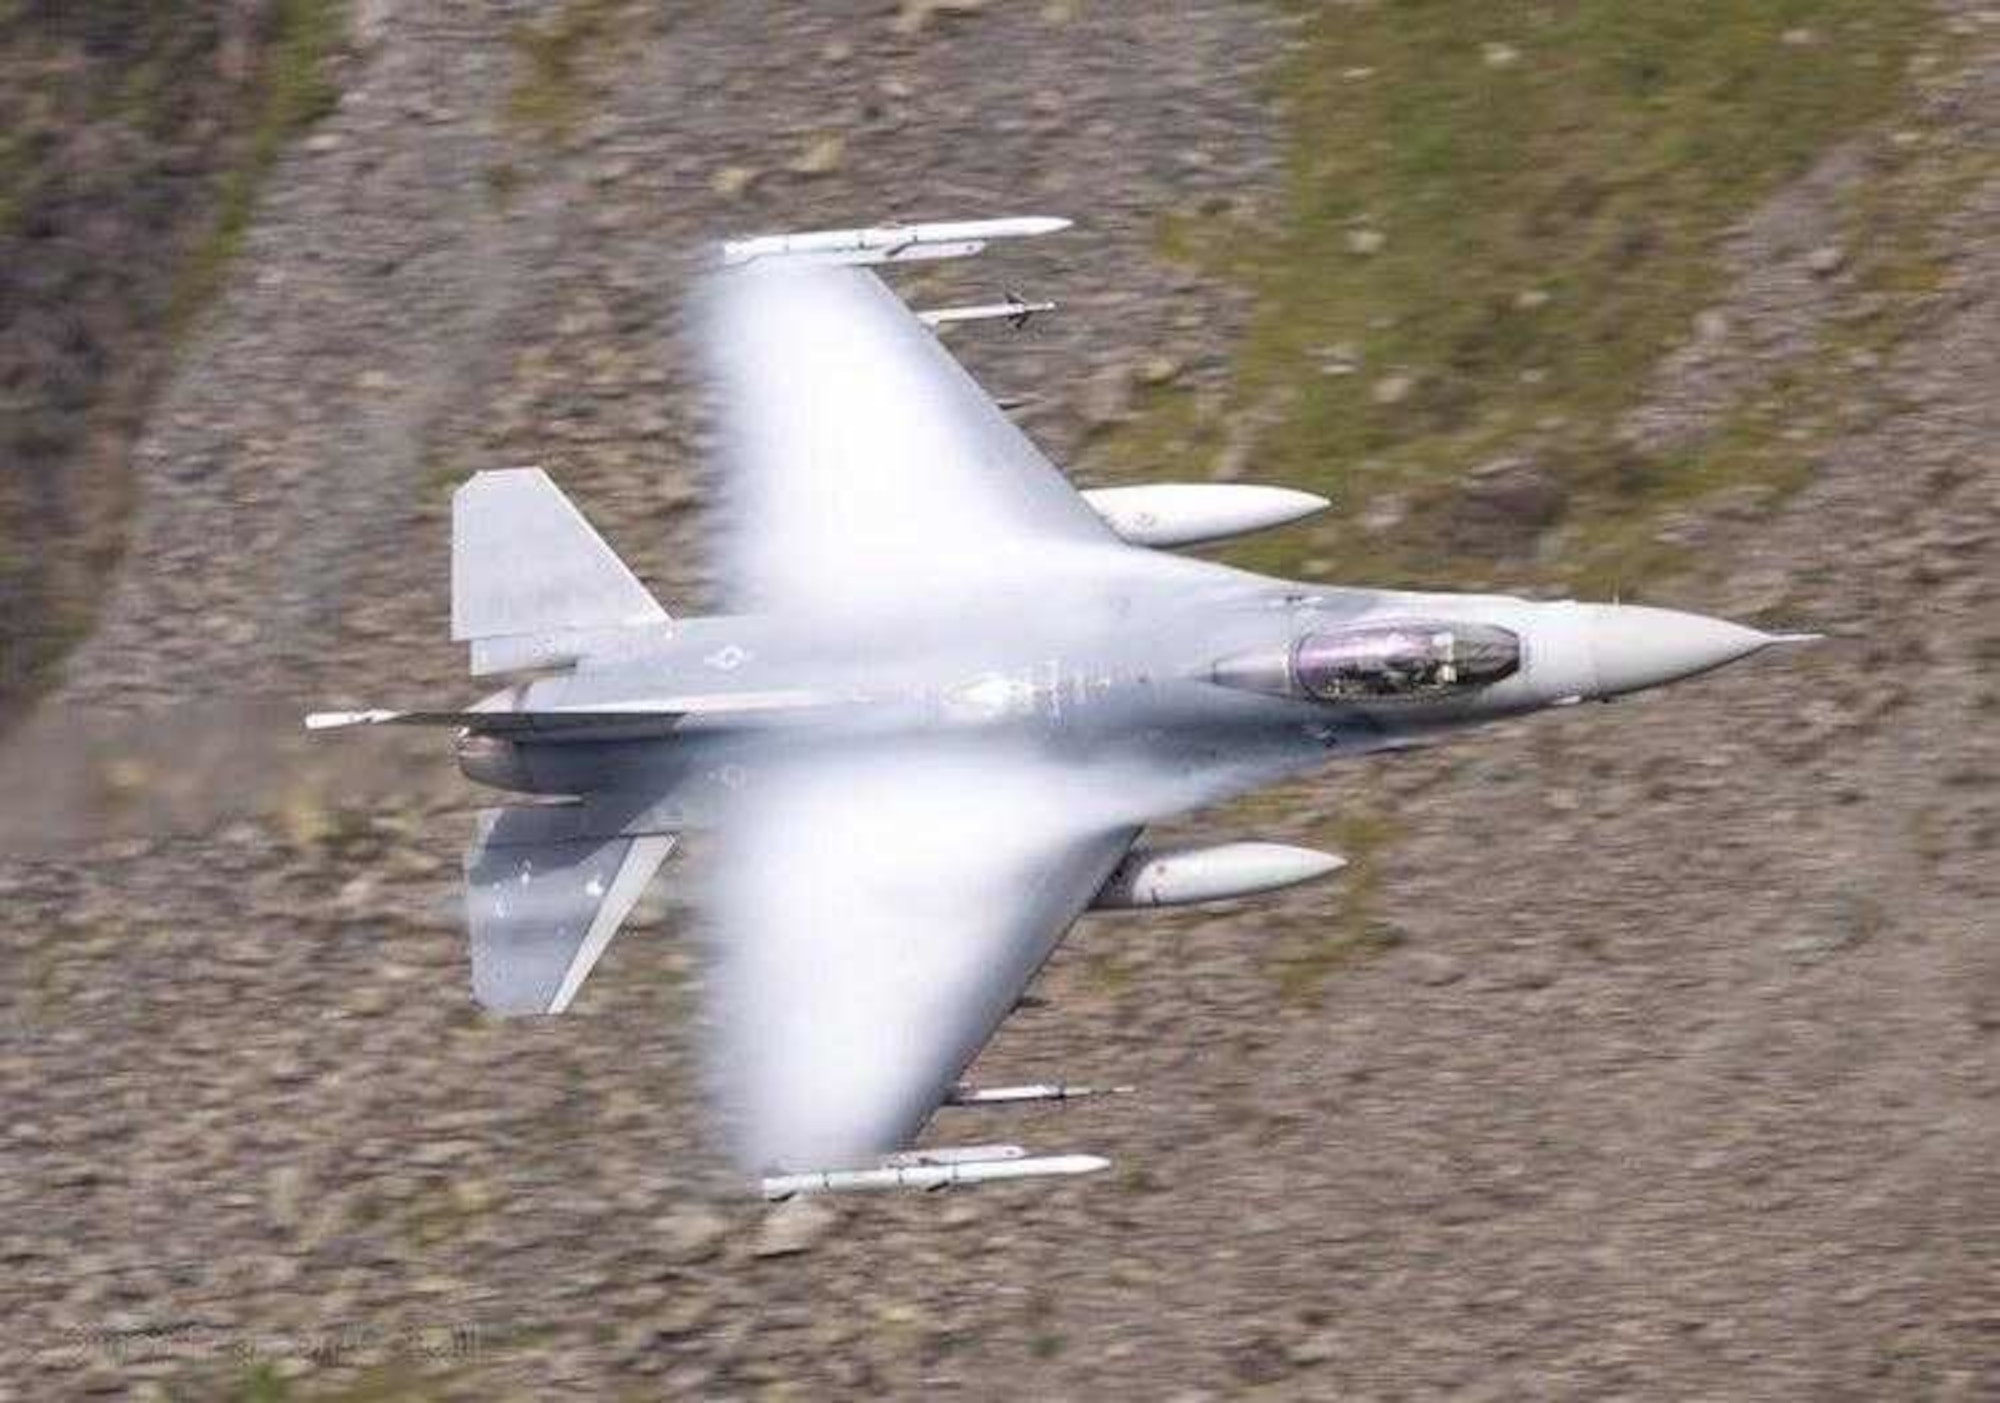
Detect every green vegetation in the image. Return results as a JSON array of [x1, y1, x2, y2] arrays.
[[230, 1360, 449, 1402], [0, 2, 348, 723], [1559, 128, 1999, 597], [0, 126, 24, 235], [0, 3, 346, 719], [505, 0, 628, 143], [480, 158, 524, 209], [234, 1364, 292, 1403], [1099, 0, 1939, 592], [170, 0, 347, 329], [1274, 808, 1403, 1001]]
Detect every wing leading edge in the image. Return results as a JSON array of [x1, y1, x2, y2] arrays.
[[699, 260, 1121, 616], [704, 743, 1139, 1174]]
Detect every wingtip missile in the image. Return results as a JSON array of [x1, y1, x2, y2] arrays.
[[721, 215, 1072, 268], [918, 298, 1058, 330], [994, 215, 1071, 238], [947, 1082, 1135, 1106], [303, 709, 403, 731], [884, 1143, 1027, 1166], [760, 1150, 1109, 1200]]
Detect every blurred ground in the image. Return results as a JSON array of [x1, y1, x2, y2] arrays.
[[2, 2, 1997, 1398], [0, 0, 345, 711]]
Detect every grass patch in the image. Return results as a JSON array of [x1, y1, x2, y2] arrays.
[[0, 606, 88, 714], [168, 0, 347, 331], [1274, 808, 1403, 1002], [505, 0, 627, 143], [0, 125, 25, 236], [480, 158, 523, 209], [1553, 382, 1820, 596], [1555, 128, 1999, 597], [1830, 132, 1997, 353], [1098, 0, 1935, 588], [230, 1359, 461, 1402], [0, 5, 345, 721]]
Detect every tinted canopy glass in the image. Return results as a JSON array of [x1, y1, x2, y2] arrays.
[[1292, 622, 1519, 701]]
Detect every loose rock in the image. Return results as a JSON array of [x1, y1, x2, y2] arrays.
[[752, 1198, 836, 1258]]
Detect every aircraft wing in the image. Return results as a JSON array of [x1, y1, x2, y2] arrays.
[[705, 742, 1139, 1173], [699, 261, 1120, 615]]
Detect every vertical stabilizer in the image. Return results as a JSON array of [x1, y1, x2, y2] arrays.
[[451, 469, 667, 646]]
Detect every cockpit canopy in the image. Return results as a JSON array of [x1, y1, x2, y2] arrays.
[[1212, 621, 1521, 704], [1292, 622, 1520, 701]]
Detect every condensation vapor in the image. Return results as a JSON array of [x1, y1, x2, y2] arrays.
[[691, 263, 1230, 1172]]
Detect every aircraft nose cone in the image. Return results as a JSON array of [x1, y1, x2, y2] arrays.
[[1585, 604, 1780, 697]]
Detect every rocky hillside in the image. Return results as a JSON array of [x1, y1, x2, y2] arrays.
[[3, 2, 1996, 1398], [0, 0, 345, 713]]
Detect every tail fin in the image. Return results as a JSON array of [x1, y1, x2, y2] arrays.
[[451, 470, 667, 667]]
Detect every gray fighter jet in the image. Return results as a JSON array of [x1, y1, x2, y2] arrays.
[[310, 218, 1814, 1198]]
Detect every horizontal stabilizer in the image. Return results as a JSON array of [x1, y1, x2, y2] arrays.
[[452, 469, 667, 644], [465, 811, 676, 1015], [306, 707, 688, 740], [305, 689, 838, 737]]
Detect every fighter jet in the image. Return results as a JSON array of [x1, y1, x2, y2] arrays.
[[309, 217, 1815, 1198]]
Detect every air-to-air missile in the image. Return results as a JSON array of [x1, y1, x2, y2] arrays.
[[884, 1143, 1028, 1166], [946, 1083, 1134, 1106], [918, 297, 1058, 330], [722, 215, 1072, 268], [761, 1151, 1109, 1201]]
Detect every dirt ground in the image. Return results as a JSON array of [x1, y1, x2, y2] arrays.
[[3, 2, 1996, 1398]]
